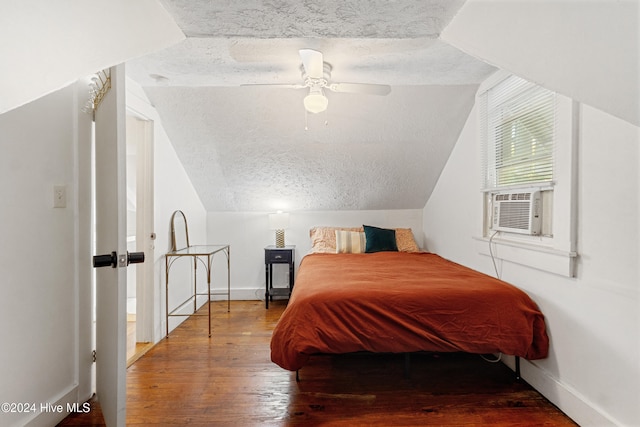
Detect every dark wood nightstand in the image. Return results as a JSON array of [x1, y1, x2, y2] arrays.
[[264, 245, 295, 309]]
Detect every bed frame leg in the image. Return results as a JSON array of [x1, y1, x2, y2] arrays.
[[515, 356, 521, 381], [296, 370, 300, 382], [404, 353, 411, 378]]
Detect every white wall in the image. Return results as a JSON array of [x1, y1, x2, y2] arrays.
[[442, 0, 639, 128], [424, 100, 640, 426], [0, 0, 184, 115], [0, 75, 206, 426], [207, 209, 423, 299], [0, 83, 93, 427], [126, 80, 208, 340]]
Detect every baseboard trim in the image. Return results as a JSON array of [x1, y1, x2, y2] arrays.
[[211, 287, 266, 301], [503, 356, 617, 427], [24, 384, 84, 427]]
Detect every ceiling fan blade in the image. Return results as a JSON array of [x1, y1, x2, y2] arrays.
[[299, 49, 324, 79], [240, 83, 306, 89], [328, 82, 391, 96]]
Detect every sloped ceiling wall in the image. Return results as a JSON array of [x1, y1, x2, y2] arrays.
[[442, 0, 640, 128], [145, 84, 477, 211], [0, 0, 184, 115]]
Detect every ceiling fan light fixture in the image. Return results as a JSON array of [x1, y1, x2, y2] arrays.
[[303, 90, 328, 114]]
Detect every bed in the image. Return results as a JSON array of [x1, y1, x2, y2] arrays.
[[270, 226, 549, 374]]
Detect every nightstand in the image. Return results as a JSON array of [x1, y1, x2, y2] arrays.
[[264, 245, 295, 309]]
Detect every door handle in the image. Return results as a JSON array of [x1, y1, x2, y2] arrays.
[[93, 251, 118, 268], [127, 251, 145, 265], [93, 251, 145, 268]]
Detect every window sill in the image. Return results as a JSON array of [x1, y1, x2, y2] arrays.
[[473, 236, 577, 278]]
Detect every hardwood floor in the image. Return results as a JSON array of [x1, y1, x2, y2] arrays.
[[60, 300, 577, 426], [126, 315, 153, 367]]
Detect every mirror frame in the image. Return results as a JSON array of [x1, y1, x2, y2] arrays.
[[170, 210, 190, 251]]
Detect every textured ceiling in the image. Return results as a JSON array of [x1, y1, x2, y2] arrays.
[[145, 84, 478, 211], [126, 0, 496, 212]]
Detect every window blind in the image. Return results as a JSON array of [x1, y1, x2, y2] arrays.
[[480, 75, 556, 190]]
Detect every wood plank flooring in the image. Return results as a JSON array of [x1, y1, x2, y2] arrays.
[[60, 300, 577, 426], [126, 316, 154, 367]]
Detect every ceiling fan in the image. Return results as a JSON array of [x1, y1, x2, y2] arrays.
[[245, 49, 391, 114]]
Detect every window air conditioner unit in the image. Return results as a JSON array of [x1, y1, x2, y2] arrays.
[[491, 191, 542, 235]]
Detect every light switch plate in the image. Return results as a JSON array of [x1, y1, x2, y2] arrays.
[[53, 185, 66, 208]]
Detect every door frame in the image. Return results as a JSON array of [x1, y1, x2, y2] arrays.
[[125, 110, 155, 344]]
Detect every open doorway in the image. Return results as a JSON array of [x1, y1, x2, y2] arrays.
[[125, 113, 155, 365]]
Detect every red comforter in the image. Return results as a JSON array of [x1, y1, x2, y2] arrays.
[[270, 252, 548, 371]]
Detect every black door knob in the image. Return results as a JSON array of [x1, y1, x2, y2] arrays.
[[93, 251, 117, 268], [93, 251, 145, 268], [127, 251, 145, 265]]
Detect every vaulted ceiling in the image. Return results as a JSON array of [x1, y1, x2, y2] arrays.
[[2, 1, 636, 213], [125, 0, 497, 212]]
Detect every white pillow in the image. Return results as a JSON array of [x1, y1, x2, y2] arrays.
[[335, 230, 366, 254]]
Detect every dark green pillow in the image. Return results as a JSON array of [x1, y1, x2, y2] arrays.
[[363, 225, 398, 253]]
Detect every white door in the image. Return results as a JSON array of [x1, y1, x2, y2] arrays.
[[93, 64, 129, 427]]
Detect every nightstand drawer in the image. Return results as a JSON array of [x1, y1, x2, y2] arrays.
[[265, 249, 292, 264]]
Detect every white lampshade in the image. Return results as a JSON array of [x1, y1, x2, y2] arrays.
[[269, 212, 290, 230], [303, 90, 328, 114]]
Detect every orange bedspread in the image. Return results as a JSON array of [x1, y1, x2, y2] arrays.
[[270, 252, 548, 371]]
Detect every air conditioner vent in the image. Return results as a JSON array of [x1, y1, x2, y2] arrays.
[[511, 192, 531, 201], [491, 190, 541, 235]]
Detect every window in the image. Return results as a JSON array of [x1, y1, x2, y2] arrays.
[[475, 73, 578, 278], [480, 75, 556, 191]]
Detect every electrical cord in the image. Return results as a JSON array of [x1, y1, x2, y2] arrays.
[[488, 230, 501, 279], [484, 231, 509, 365], [485, 232, 502, 365], [483, 231, 503, 365], [480, 352, 503, 363]]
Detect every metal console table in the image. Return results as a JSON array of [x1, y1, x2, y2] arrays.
[[165, 211, 230, 338]]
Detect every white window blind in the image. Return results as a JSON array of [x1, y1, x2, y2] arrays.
[[480, 75, 556, 190]]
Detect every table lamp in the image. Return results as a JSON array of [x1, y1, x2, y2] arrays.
[[269, 212, 289, 248]]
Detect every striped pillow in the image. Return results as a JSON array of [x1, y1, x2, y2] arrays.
[[335, 230, 366, 254]]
